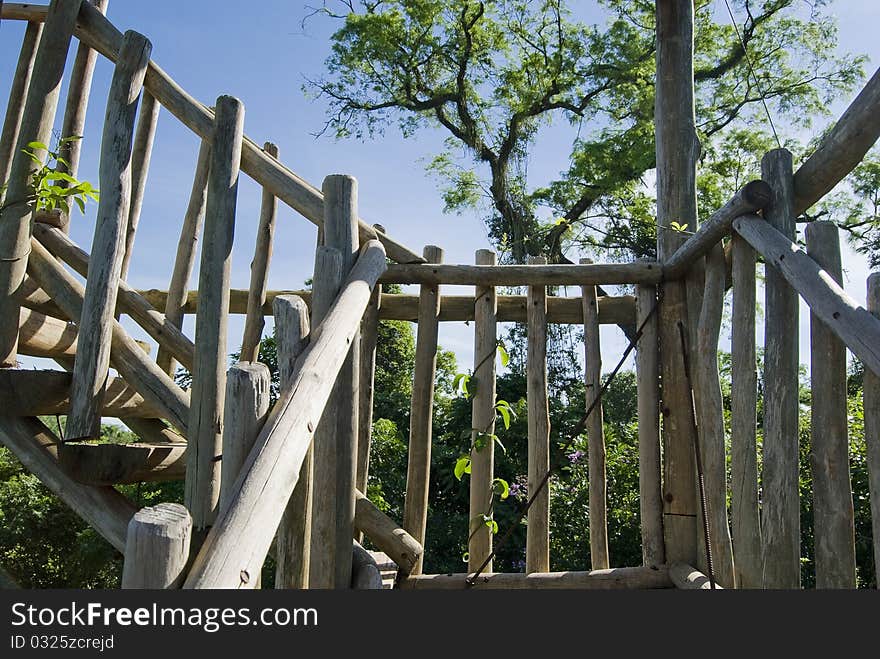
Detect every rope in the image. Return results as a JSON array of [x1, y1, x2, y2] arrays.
[[465, 294, 660, 586], [721, 0, 782, 148]]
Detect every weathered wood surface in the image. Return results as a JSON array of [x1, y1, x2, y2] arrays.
[[355, 489, 422, 576], [274, 295, 312, 589], [655, 0, 699, 566], [581, 258, 608, 570], [121, 418, 184, 446], [0, 369, 161, 418], [403, 245, 442, 575], [866, 273, 880, 588], [120, 90, 160, 279], [793, 66, 880, 216], [34, 223, 195, 370], [157, 139, 210, 375], [67, 1, 422, 265], [1, 3, 54, 21], [730, 233, 763, 589], [636, 283, 664, 567], [0, 415, 135, 552], [757, 148, 801, 588], [664, 180, 772, 279], [526, 256, 550, 574], [0, 21, 42, 189], [399, 566, 672, 590], [59, 441, 186, 485], [240, 142, 280, 363], [183, 241, 386, 589], [68, 30, 153, 441], [356, 283, 381, 498], [186, 95, 243, 535], [18, 307, 77, 359], [805, 221, 855, 588], [669, 563, 722, 590], [138, 288, 636, 326], [351, 541, 383, 590], [692, 244, 736, 588], [469, 249, 497, 573], [27, 239, 190, 432], [0, 0, 80, 366], [122, 503, 191, 589], [380, 261, 661, 287]]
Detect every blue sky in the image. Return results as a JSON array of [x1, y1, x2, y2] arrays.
[[1, 0, 879, 374]]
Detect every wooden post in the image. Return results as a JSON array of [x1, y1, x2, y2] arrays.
[[526, 256, 550, 574], [692, 244, 736, 587], [805, 221, 855, 588], [67, 31, 152, 441], [636, 282, 664, 567], [309, 175, 360, 589], [273, 295, 312, 589], [240, 142, 280, 362], [356, 279, 381, 497], [121, 503, 192, 589], [0, 21, 42, 191], [760, 148, 801, 588], [469, 248, 497, 573], [730, 233, 762, 588], [866, 273, 880, 589], [156, 140, 210, 375], [119, 90, 160, 280], [655, 0, 699, 566], [354, 489, 423, 576], [0, 0, 80, 367], [185, 96, 244, 538], [403, 245, 443, 575], [581, 257, 608, 569]]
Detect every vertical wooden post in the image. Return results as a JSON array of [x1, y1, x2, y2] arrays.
[[655, 0, 700, 566], [0, 0, 80, 367], [156, 140, 211, 375], [526, 256, 550, 574], [119, 91, 160, 280], [636, 282, 664, 567], [581, 257, 608, 569], [240, 142, 280, 363], [356, 274, 381, 497], [730, 233, 763, 588], [806, 221, 855, 588], [403, 245, 443, 575], [66, 31, 152, 441], [469, 248, 497, 573], [0, 21, 42, 191], [761, 148, 801, 588], [865, 272, 880, 589], [274, 294, 312, 589], [310, 174, 360, 589], [121, 503, 192, 589], [692, 243, 736, 587], [185, 96, 244, 540]]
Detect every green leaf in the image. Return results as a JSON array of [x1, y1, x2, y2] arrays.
[[60, 135, 82, 144], [454, 455, 471, 481], [493, 435, 506, 455], [482, 516, 498, 534], [492, 478, 509, 500], [497, 342, 509, 368], [74, 197, 85, 214], [26, 141, 48, 151]]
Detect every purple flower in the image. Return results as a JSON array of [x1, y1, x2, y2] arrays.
[[509, 474, 529, 499], [567, 449, 586, 465], [512, 558, 526, 572]]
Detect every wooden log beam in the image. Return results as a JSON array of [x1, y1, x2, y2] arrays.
[[865, 273, 880, 588], [0, 21, 42, 189], [669, 563, 722, 590], [356, 283, 380, 502], [0, 415, 135, 552], [403, 245, 442, 575], [26, 239, 190, 432], [183, 240, 386, 589], [186, 95, 243, 536], [137, 288, 637, 326], [793, 66, 880, 216], [355, 489, 421, 577], [122, 503, 192, 589], [60, 441, 186, 486], [351, 540, 382, 589], [33, 223, 195, 370], [68, 1, 423, 265], [240, 142, 279, 363], [68, 30, 153, 441], [18, 307, 77, 359], [0, 0, 80, 366], [664, 180, 772, 279], [379, 261, 661, 287], [399, 566, 673, 590], [805, 221, 856, 588]]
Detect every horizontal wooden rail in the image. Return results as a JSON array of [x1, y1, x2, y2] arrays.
[[379, 261, 662, 287], [354, 489, 422, 576], [18, 307, 77, 358], [0, 3, 47, 21], [59, 441, 186, 485], [664, 180, 772, 279], [399, 566, 672, 590], [733, 215, 880, 377], [669, 563, 721, 589]]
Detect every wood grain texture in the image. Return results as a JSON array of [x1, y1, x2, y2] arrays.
[[59, 441, 186, 485], [399, 566, 672, 590], [0, 21, 42, 190], [18, 307, 77, 359], [865, 273, 880, 589], [356, 283, 381, 498], [380, 261, 661, 286], [355, 489, 422, 576], [669, 563, 722, 590], [122, 503, 191, 589]]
